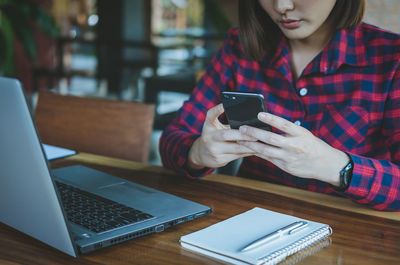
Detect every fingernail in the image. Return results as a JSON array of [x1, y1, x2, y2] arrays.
[[258, 112, 267, 119]]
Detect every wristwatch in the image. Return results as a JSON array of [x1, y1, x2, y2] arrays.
[[336, 153, 354, 192]]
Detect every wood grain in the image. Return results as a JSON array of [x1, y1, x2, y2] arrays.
[[1, 154, 399, 264], [34, 92, 155, 162]]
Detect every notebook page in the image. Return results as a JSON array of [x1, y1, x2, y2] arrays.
[[42, 144, 77, 160]]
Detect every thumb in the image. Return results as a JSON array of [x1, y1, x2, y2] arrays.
[[204, 103, 228, 129], [205, 104, 224, 123]]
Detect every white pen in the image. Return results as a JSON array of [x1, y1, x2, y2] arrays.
[[240, 221, 308, 252]]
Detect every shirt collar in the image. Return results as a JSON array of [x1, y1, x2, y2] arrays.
[[268, 23, 370, 76], [318, 23, 370, 74], [268, 36, 293, 80]]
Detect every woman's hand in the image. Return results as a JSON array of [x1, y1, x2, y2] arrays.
[[187, 104, 257, 170], [238, 112, 348, 186]]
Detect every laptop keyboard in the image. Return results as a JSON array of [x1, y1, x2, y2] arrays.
[[55, 181, 154, 233]]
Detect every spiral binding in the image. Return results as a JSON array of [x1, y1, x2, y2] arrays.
[[256, 226, 332, 265], [279, 238, 332, 265]]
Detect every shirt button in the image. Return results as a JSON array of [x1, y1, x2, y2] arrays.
[[294, 120, 301, 126], [299, 87, 308, 96]]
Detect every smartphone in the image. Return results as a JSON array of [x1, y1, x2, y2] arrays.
[[221, 91, 271, 131]]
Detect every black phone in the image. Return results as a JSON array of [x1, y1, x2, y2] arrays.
[[221, 91, 271, 131]]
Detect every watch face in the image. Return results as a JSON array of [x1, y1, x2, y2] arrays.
[[340, 160, 353, 191], [344, 163, 353, 171]]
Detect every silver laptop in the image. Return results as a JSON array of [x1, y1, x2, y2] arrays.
[[0, 77, 211, 257]]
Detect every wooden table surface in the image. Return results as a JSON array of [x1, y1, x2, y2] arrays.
[[1, 153, 399, 265]]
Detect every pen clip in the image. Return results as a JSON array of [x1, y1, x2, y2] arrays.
[[288, 221, 308, 234]]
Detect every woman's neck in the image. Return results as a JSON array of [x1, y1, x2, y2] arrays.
[[288, 23, 335, 81]]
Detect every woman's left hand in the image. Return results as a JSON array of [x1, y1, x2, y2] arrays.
[[238, 112, 348, 186]]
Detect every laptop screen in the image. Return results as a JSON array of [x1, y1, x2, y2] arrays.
[[0, 77, 77, 257]]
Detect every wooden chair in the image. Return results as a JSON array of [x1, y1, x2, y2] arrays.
[[34, 92, 155, 162]]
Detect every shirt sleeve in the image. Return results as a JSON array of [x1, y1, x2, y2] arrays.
[[159, 29, 237, 178], [344, 64, 400, 211]]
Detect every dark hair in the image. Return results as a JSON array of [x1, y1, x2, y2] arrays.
[[239, 0, 366, 61]]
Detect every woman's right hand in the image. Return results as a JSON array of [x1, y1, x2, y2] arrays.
[[187, 103, 257, 170]]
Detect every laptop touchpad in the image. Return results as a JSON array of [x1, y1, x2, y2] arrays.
[[97, 181, 155, 194]]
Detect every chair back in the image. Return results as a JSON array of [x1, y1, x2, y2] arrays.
[[35, 92, 155, 162]]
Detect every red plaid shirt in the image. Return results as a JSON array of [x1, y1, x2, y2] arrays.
[[159, 23, 400, 211]]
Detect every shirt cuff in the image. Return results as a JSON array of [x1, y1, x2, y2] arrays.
[[342, 152, 376, 198], [173, 134, 215, 179]]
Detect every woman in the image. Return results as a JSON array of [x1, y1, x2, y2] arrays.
[[159, 0, 400, 211]]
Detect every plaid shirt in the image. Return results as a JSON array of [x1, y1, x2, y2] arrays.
[[159, 23, 400, 211]]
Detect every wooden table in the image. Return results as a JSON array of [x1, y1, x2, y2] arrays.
[[1, 153, 399, 264]]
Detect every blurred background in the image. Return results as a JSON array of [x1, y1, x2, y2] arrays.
[[2, 0, 400, 165]]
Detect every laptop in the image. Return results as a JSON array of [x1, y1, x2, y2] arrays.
[[0, 77, 211, 257]]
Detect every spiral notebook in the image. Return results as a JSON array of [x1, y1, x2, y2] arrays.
[[180, 207, 332, 265]]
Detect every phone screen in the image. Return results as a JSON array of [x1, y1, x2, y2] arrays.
[[221, 91, 271, 131]]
